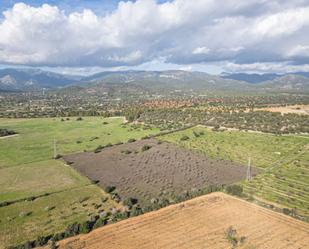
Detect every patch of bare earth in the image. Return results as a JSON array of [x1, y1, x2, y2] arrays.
[[254, 105, 309, 115], [52, 192, 309, 249], [63, 139, 253, 205]]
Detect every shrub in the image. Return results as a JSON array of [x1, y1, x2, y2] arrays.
[[101, 197, 109, 203], [104, 186, 116, 193], [26, 196, 36, 201], [0, 201, 9, 207], [48, 238, 57, 249], [111, 193, 121, 203], [226, 185, 243, 196], [53, 232, 65, 241], [212, 125, 220, 131], [79, 221, 91, 234], [93, 217, 108, 229], [44, 206, 55, 211], [282, 208, 291, 215], [64, 223, 80, 237], [141, 145, 152, 152], [121, 149, 132, 154], [79, 196, 90, 203], [0, 128, 17, 137], [130, 206, 143, 217], [180, 135, 190, 141], [54, 154, 62, 159], [193, 131, 200, 137], [94, 145, 104, 153], [225, 226, 238, 247], [19, 211, 32, 217], [91, 180, 100, 184], [76, 117, 83, 121], [123, 197, 138, 207]]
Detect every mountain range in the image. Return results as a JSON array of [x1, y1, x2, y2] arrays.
[[0, 68, 308, 93], [0, 68, 81, 91]]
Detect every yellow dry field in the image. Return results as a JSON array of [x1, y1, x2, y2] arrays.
[[52, 192, 309, 249], [254, 105, 309, 115]]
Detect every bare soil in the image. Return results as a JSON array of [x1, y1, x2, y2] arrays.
[[64, 139, 254, 205], [51, 192, 309, 249], [254, 104, 309, 115]]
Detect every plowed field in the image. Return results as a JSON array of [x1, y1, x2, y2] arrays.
[[64, 139, 252, 205], [52, 192, 309, 249]]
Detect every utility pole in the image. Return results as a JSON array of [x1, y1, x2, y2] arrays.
[[53, 138, 57, 159], [246, 156, 252, 181]]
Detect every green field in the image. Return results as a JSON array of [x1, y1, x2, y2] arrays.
[[0, 117, 159, 168], [0, 160, 89, 203], [0, 117, 159, 248], [160, 126, 309, 219], [0, 185, 117, 248]]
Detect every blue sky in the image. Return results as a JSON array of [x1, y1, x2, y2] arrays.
[[1, 1, 120, 14], [0, 0, 309, 75], [0, 0, 168, 14]]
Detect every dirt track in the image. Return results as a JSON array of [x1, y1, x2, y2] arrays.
[[52, 192, 309, 249], [64, 139, 252, 205]]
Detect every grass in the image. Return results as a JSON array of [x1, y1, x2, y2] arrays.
[[0, 185, 117, 248], [0, 160, 89, 203], [0, 117, 159, 248], [161, 126, 309, 219], [0, 117, 159, 168], [244, 151, 309, 217], [160, 126, 307, 168]]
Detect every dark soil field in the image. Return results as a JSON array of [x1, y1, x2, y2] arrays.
[[64, 139, 255, 206]]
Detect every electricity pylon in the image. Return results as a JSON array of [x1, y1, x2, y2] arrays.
[[246, 156, 252, 181], [53, 138, 57, 159]]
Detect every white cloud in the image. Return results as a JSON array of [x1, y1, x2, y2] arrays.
[[224, 61, 309, 73], [192, 47, 210, 55], [107, 50, 143, 63], [287, 45, 309, 57], [253, 7, 309, 38], [0, 0, 308, 71]]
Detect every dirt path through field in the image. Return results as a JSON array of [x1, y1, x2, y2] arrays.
[[0, 134, 19, 139], [51, 192, 309, 249]]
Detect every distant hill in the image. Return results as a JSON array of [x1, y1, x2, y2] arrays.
[[0, 68, 80, 91], [257, 74, 309, 92], [222, 72, 309, 84], [1, 68, 308, 94], [221, 73, 281, 83], [80, 70, 252, 92]]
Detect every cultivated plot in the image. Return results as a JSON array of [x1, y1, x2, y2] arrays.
[[64, 139, 252, 206], [52, 192, 309, 249], [161, 127, 309, 219]]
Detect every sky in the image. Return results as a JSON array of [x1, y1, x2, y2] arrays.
[[0, 0, 309, 75]]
